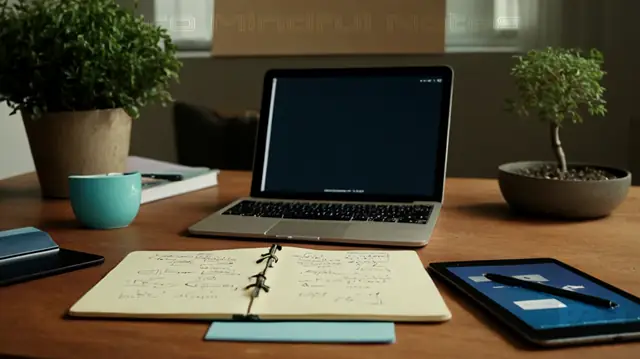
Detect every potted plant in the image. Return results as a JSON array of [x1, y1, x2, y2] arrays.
[[0, 0, 181, 198], [499, 47, 631, 219]]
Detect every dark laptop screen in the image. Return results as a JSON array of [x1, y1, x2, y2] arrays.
[[258, 72, 450, 201]]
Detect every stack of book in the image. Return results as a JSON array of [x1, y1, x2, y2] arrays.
[[127, 156, 219, 204]]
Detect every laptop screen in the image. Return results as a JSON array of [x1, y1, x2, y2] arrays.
[[255, 69, 452, 202]]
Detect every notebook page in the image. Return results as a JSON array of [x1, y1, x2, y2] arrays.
[[69, 248, 267, 319], [251, 247, 451, 322]]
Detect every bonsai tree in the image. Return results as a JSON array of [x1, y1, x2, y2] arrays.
[[506, 47, 607, 179], [0, 0, 182, 119]]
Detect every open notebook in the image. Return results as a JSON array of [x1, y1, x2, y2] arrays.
[[68, 245, 451, 322]]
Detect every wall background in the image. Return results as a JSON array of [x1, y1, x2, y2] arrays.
[[1, 1, 638, 183], [0, 104, 35, 180], [128, 0, 639, 181], [0, 0, 35, 180]]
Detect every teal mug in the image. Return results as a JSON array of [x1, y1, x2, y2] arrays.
[[68, 172, 142, 229]]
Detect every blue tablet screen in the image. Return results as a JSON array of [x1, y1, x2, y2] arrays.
[[447, 263, 640, 330]]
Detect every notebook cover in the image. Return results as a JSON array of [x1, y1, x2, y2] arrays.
[[0, 227, 58, 261], [0, 227, 105, 286], [204, 321, 396, 343], [127, 156, 219, 204]]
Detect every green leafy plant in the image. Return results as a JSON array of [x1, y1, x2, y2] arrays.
[[506, 47, 607, 175], [0, 0, 182, 120]]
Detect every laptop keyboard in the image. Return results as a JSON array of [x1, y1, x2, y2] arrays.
[[222, 200, 433, 224]]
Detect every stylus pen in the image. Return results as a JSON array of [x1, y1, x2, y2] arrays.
[[484, 273, 618, 309]]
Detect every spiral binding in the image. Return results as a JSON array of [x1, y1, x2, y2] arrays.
[[245, 244, 282, 298]]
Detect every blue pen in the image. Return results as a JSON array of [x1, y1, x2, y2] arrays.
[[141, 173, 184, 181]]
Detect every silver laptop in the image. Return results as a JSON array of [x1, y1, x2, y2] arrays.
[[189, 66, 454, 247]]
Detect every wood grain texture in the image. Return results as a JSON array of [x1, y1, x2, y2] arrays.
[[1, 171, 639, 358]]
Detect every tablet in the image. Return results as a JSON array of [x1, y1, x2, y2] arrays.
[[0, 248, 104, 286], [428, 258, 640, 347]]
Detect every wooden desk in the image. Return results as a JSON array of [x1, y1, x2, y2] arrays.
[[1, 171, 639, 359]]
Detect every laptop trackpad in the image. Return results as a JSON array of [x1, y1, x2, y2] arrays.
[[266, 221, 350, 240]]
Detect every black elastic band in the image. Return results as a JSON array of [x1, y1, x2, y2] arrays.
[[232, 314, 261, 321]]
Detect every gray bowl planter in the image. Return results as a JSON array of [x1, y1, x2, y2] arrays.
[[498, 161, 631, 219]]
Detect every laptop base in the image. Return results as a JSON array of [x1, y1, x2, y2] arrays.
[[188, 198, 441, 248]]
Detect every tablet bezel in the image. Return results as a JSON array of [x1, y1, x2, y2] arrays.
[[428, 258, 640, 346]]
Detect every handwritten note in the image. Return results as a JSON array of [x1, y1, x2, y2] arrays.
[[68, 248, 267, 319], [292, 251, 391, 305], [68, 246, 451, 322], [250, 247, 448, 321]]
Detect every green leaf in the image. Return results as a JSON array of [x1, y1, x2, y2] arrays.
[[0, 0, 182, 119], [504, 47, 607, 125]]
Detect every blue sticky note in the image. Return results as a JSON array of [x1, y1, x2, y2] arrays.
[[204, 321, 396, 343]]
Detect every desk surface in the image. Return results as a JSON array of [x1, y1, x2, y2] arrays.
[[1, 171, 639, 359]]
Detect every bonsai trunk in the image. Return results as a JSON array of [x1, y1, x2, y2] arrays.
[[550, 122, 568, 175]]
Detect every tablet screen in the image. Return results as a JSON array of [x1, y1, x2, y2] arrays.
[[447, 262, 640, 330]]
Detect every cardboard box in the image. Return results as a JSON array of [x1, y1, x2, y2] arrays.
[[212, 0, 445, 56]]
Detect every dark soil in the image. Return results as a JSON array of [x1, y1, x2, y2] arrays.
[[517, 164, 619, 181]]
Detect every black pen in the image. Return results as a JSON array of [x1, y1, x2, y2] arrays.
[[141, 173, 184, 181], [484, 273, 618, 309]]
